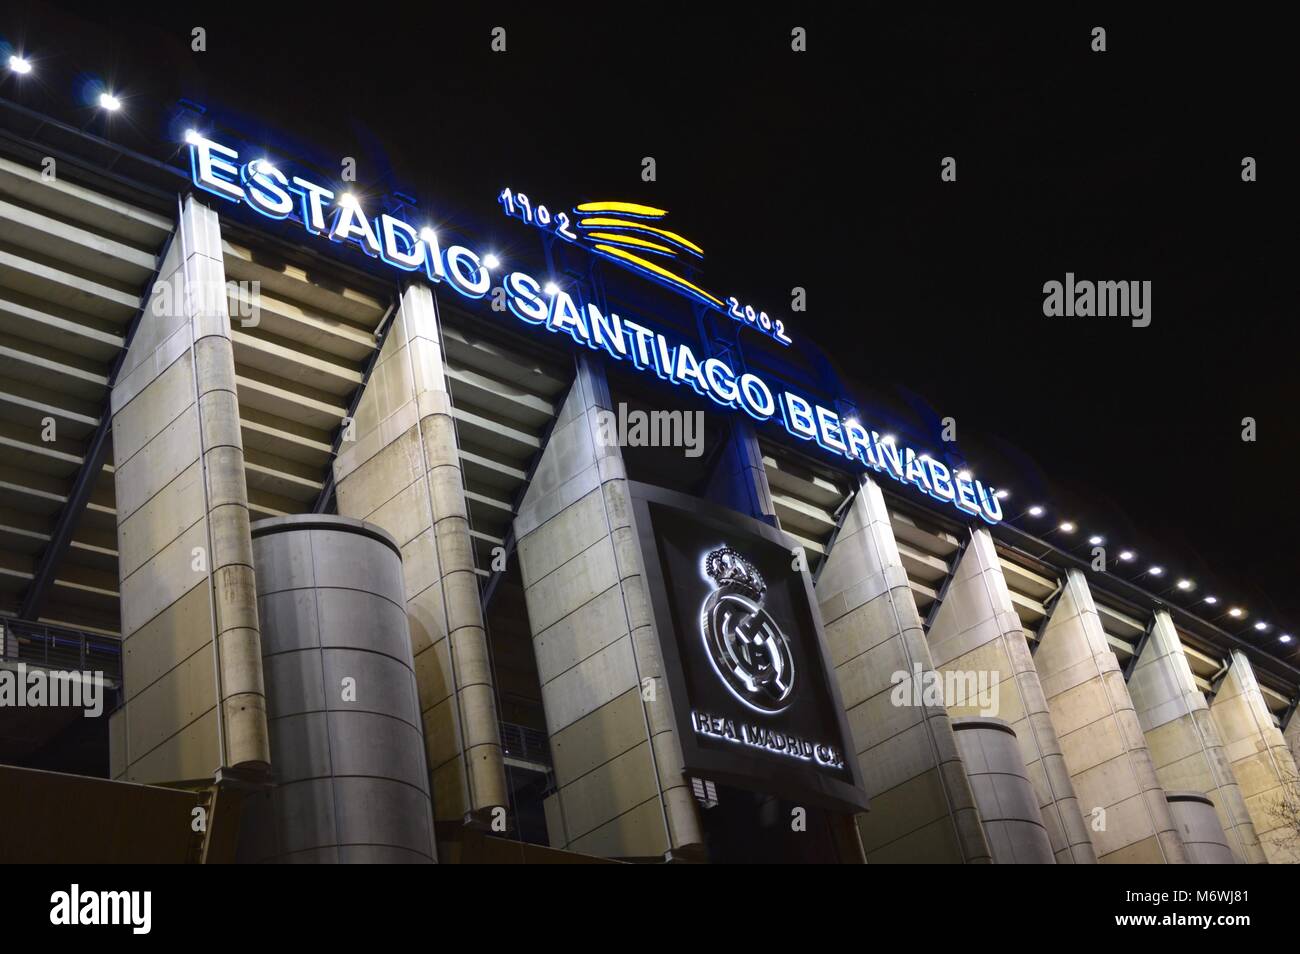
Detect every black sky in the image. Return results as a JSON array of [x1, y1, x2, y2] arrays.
[[3, 6, 1296, 647]]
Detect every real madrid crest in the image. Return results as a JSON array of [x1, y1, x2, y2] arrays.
[[701, 545, 796, 713]]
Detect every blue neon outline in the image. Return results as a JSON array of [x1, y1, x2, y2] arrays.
[[975, 481, 1004, 524], [579, 233, 681, 259], [619, 319, 657, 371], [444, 246, 490, 299], [239, 160, 292, 220], [814, 404, 848, 456], [701, 358, 739, 409], [953, 474, 981, 516], [546, 289, 589, 345], [873, 434, 906, 482], [376, 213, 424, 271], [651, 334, 678, 385], [504, 271, 547, 324], [584, 246, 719, 310], [327, 200, 381, 258], [736, 373, 776, 422], [778, 392, 816, 443], [579, 224, 705, 260], [188, 139, 243, 204], [925, 458, 957, 504], [671, 341, 709, 398], [842, 419, 876, 469], [572, 204, 670, 222], [288, 176, 334, 235], [586, 302, 630, 360]]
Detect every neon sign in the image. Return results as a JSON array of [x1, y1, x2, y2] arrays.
[[187, 134, 1003, 524], [499, 189, 793, 346]]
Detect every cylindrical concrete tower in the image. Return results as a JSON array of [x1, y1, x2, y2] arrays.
[[237, 515, 436, 863], [952, 717, 1056, 864], [1165, 792, 1234, 864]]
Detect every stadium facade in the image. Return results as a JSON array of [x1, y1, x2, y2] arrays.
[[1, 88, 1298, 864]]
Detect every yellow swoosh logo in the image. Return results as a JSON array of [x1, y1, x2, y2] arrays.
[[575, 201, 669, 217], [578, 217, 704, 256], [592, 244, 723, 307]]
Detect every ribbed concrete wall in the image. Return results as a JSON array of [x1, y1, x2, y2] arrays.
[[1210, 651, 1300, 863], [517, 356, 702, 860], [951, 717, 1055, 863], [108, 196, 269, 784], [1034, 570, 1185, 863], [240, 516, 435, 863], [815, 477, 990, 863], [926, 531, 1095, 863], [1129, 610, 1264, 862], [333, 282, 506, 829]]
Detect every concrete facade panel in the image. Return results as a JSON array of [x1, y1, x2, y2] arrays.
[[1035, 571, 1184, 864], [816, 478, 992, 863], [925, 530, 1094, 862]]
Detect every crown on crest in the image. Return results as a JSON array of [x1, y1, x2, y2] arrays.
[[704, 546, 766, 599]]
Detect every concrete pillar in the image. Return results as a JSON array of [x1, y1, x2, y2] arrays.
[[815, 477, 990, 863], [1033, 570, 1186, 863], [108, 195, 270, 784], [926, 531, 1095, 863], [1128, 610, 1264, 862], [1165, 792, 1235, 864], [333, 282, 507, 827], [703, 418, 775, 523], [951, 718, 1055, 863], [514, 355, 702, 859], [1210, 651, 1300, 863], [241, 516, 436, 863], [1287, 712, 1300, 770]]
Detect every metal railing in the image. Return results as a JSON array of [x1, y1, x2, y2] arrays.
[[500, 721, 552, 767], [0, 618, 122, 682]]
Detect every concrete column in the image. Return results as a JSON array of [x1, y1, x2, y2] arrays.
[[703, 418, 775, 523], [951, 718, 1055, 863], [1128, 610, 1264, 862], [1033, 570, 1186, 863], [241, 516, 436, 863], [108, 196, 270, 784], [1210, 651, 1300, 863], [1165, 792, 1235, 864], [515, 355, 702, 859], [927, 531, 1096, 863], [333, 282, 507, 827], [815, 476, 990, 863], [1286, 712, 1300, 769]]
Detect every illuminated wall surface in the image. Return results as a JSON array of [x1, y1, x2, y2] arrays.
[[1, 108, 1298, 865]]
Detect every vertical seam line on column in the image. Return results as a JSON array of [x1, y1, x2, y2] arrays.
[[970, 529, 1079, 862], [400, 285, 476, 820], [861, 480, 972, 862], [308, 533, 346, 858], [583, 356, 676, 854], [1231, 655, 1290, 842], [1068, 573, 1169, 863], [429, 287, 513, 825], [178, 194, 228, 774], [1157, 615, 1252, 861]]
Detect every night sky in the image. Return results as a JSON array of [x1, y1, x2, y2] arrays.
[[3, 7, 1296, 647]]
